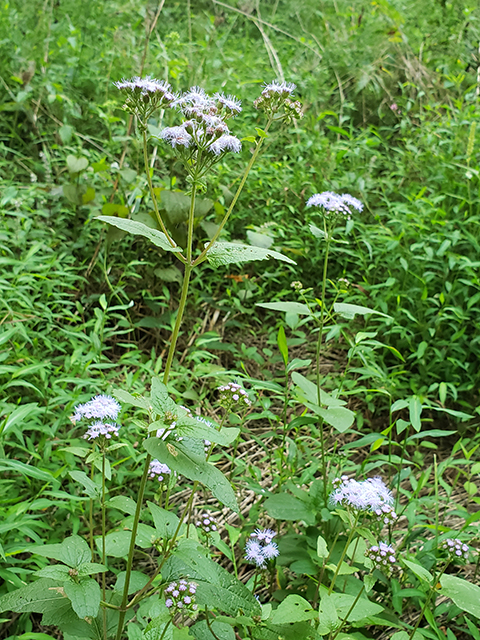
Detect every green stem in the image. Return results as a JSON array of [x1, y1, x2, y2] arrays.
[[142, 129, 184, 259], [192, 118, 274, 267], [89, 460, 95, 561], [158, 619, 172, 640], [331, 585, 365, 640], [115, 453, 152, 640], [328, 514, 359, 595], [101, 451, 107, 640], [317, 223, 332, 504], [407, 562, 449, 639], [162, 263, 193, 382]]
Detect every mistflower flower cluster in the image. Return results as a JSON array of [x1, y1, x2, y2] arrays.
[[366, 542, 398, 576], [164, 580, 198, 614], [158, 86, 242, 164], [245, 529, 279, 568], [148, 459, 171, 482], [218, 382, 252, 410], [330, 476, 397, 522], [307, 191, 363, 220], [195, 512, 217, 533], [440, 538, 469, 560], [71, 395, 121, 442], [254, 81, 302, 121], [114, 76, 175, 126], [291, 280, 304, 291]]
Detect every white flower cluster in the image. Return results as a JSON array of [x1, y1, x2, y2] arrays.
[[245, 528, 279, 568], [159, 86, 242, 157], [307, 191, 363, 219], [71, 395, 121, 442], [330, 476, 397, 523]]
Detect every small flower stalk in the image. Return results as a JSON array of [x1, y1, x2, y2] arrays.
[[245, 528, 279, 568], [164, 580, 198, 614], [71, 395, 121, 442]]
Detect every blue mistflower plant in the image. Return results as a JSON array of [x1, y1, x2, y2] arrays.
[[245, 528, 279, 568]]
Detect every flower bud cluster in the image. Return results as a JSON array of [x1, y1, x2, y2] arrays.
[[71, 395, 121, 442], [164, 580, 198, 614], [254, 81, 302, 121], [440, 538, 469, 560], [366, 542, 399, 576], [195, 512, 217, 533], [245, 528, 279, 568], [291, 280, 304, 291], [217, 382, 252, 409], [148, 459, 171, 482], [114, 76, 175, 127]]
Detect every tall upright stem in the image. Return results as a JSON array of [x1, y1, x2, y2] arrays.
[[316, 222, 332, 503], [101, 452, 107, 639]]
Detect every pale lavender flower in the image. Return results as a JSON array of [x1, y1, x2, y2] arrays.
[[148, 459, 171, 482], [214, 92, 242, 115], [440, 538, 469, 560], [210, 134, 242, 155], [262, 81, 296, 97], [251, 528, 276, 544], [330, 476, 394, 515], [72, 394, 121, 423], [114, 76, 174, 101], [245, 529, 279, 567], [307, 191, 363, 218], [160, 125, 192, 148], [83, 422, 120, 441]]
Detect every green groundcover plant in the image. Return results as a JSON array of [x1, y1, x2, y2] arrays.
[[1, 75, 480, 640]]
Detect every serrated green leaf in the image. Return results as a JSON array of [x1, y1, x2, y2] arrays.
[[270, 595, 315, 624], [148, 502, 181, 539], [77, 562, 108, 576], [36, 566, 71, 580], [402, 559, 433, 583], [143, 438, 238, 512], [264, 493, 315, 525], [0, 578, 65, 614], [32, 535, 91, 568], [205, 242, 295, 268], [96, 216, 181, 252], [108, 495, 138, 515], [69, 470, 101, 498], [190, 619, 235, 639], [64, 578, 100, 618], [291, 372, 346, 407], [66, 155, 88, 173]]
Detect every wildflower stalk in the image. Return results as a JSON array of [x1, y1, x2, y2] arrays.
[[407, 560, 449, 640], [141, 129, 182, 256], [330, 584, 365, 640], [193, 117, 274, 267], [101, 450, 107, 640], [328, 513, 359, 594], [316, 216, 333, 504]]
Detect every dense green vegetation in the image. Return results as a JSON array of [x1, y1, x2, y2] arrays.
[[1, 1, 480, 639]]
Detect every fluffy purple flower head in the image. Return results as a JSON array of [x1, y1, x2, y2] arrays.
[[160, 125, 192, 149], [210, 134, 242, 155], [330, 476, 394, 514], [262, 81, 296, 97], [164, 580, 198, 615], [214, 92, 242, 115], [245, 529, 279, 568], [307, 191, 363, 219]]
